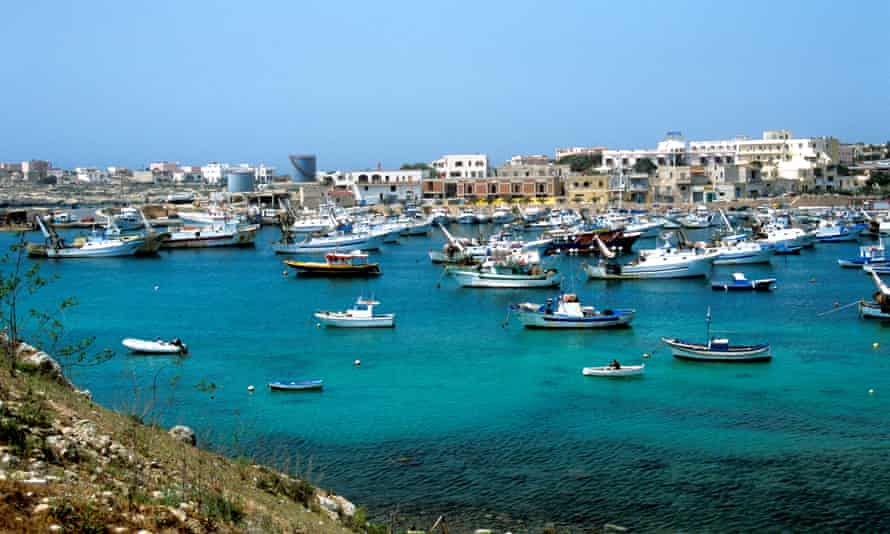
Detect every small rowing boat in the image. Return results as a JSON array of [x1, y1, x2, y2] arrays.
[[268, 379, 324, 391], [122, 337, 188, 355], [582, 363, 645, 377]]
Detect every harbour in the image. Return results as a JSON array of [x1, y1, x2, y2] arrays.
[[5, 207, 890, 531]]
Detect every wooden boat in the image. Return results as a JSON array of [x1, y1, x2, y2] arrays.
[[511, 293, 634, 328], [450, 251, 560, 288], [269, 379, 324, 391], [28, 216, 145, 258], [582, 363, 645, 377], [285, 251, 380, 277], [161, 223, 258, 248], [711, 273, 775, 291], [838, 241, 887, 268], [314, 297, 395, 327], [661, 307, 771, 362], [122, 337, 188, 354]]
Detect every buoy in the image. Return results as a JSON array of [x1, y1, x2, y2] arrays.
[[869, 388, 875, 395], [834, 301, 839, 308], [316, 323, 321, 328], [282, 270, 288, 277], [809, 278, 816, 283], [354, 359, 361, 367], [874, 342, 880, 349], [247, 385, 255, 392], [153, 285, 159, 291], [642, 352, 651, 359]]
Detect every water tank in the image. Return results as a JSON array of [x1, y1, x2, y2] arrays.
[[289, 154, 317, 183], [226, 169, 255, 193]]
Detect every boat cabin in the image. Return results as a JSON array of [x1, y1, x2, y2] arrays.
[[325, 251, 369, 265]]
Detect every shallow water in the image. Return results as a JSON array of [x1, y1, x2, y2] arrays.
[[7, 226, 890, 531]]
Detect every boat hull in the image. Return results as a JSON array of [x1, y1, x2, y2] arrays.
[[582, 365, 644, 377], [269, 380, 323, 391], [44, 239, 144, 258], [314, 313, 395, 328], [451, 270, 560, 288], [515, 309, 634, 328], [585, 255, 714, 279], [122, 338, 186, 354], [859, 300, 890, 319], [713, 247, 773, 265], [285, 261, 381, 277], [161, 226, 258, 248], [274, 234, 383, 254]]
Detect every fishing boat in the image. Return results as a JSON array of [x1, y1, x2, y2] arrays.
[[543, 227, 640, 256], [399, 216, 431, 236], [710, 273, 775, 291], [269, 379, 324, 391], [661, 307, 771, 362], [456, 210, 479, 224], [273, 230, 383, 254], [581, 363, 645, 377], [27, 216, 145, 258], [491, 208, 516, 224], [860, 271, 890, 319], [708, 240, 773, 265], [449, 251, 560, 288], [314, 297, 395, 328], [122, 337, 188, 354], [584, 235, 716, 280], [284, 251, 380, 277], [161, 222, 258, 248], [177, 208, 231, 226], [510, 293, 634, 328], [773, 243, 802, 255], [112, 207, 146, 231], [838, 241, 887, 268], [814, 222, 865, 243]]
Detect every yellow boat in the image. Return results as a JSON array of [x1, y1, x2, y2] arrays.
[[284, 251, 381, 277]]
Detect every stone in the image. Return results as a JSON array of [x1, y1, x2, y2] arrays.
[[18, 350, 70, 387], [332, 495, 356, 517], [1, 453, 20, 468], [167, 506, 187, 523], [45, 435, 78, 463], [168, 425, 196, 446], [33, 503, 50, 514], [48, 525, 62, 532]]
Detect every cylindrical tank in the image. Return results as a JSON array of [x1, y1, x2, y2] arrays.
[[290, 154, 316, 183], [226, 169, 255, 193]]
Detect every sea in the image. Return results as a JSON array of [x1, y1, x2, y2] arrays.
[[5, 225, 890, 532]]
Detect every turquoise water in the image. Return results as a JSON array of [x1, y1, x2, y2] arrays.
[[7, 227, 890, 531]]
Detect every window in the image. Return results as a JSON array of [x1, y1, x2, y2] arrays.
[[390, 185, 396, 192], [455, 161, 463, 167]]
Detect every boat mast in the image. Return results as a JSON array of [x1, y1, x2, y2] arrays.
[[706, 306, 712, 344]]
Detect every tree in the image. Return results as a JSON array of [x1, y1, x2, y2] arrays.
[[400, 163, 431, 171], [557, 154, 602, 173], [867, 170, 890, 189], [633, 157, 657, 175], [0, 234, 112, 379], [836, 164, 850, 176]]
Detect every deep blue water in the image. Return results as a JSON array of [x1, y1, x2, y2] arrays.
[[6, 226, 890, 531]]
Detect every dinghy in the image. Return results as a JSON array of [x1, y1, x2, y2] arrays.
[[268, 379, 324, 391], [582, 363, 645, 377], [122, 337, 188, 354]]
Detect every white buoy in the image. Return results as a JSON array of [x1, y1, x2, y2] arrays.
[[247, 385, 255, 392], [316, 323, 321, 328], [153, 285, 159, 291], [354, 359, 361, 367], [869, 388, 875, 395], [642, 352, 651, 359]]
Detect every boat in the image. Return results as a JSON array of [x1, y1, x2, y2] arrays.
[[269, 379, 324, 391], [584, 236, 716, 280], [165, 192, 195, 204], [161, 222, 258, 248], [431, 208, 452, 225], [511, 293, 634, 328], [773, 243, 802, 255], [456, 210, 479, 224], [708, 240, 773, 265], [543, 227, 640, 256], [273, 231, 383, 254], [710, 272, 775, 291], [112, 207, 146, 231], [491, 209, 516, 224], [859, 300, 890, 319], [27, 216, 145, 258], [284, 251, 380, 277], [399, 216, 431, 236], [314, 297, 395, 328], [814, 222, 865, 243], [838, 241, 888, 268], [581, 363, 645, 377], [177, 208, 232, 226], [449, 251, 560, 288], [122, 337, 188, 354], [661, 307, 771, 362]]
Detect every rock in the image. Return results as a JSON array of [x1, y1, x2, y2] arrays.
[[22, 478, 47, 485], [168, 426, 196, 446], [33, 503, 50, 514], [48, 525, 62, 532], [1, 453, 20, 468], [45, 436, 78, 463], [168, 506, 187, 523], [18, 350, 70, 387], [151, 490, 164, 500], [332, 495, 356, 518], [136, 530, 153, 534], [75, 389, 92, 401]]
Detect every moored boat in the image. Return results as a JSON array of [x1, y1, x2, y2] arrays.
[[710, 272, 775, 291], [314, 297, 395, 328], [269, 379, 324, 391], [582, 363, 645, 377], [284, 251, 380, 277], [161, 222, 258, 248], [28, 216, 145, 258], [122, 337, 188, 354], [511, 293, 634, 328], [450, 251, 560, 288], [661, 307, 771, 362]]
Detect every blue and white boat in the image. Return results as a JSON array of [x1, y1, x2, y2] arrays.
[[511, 293, 634, 329], [273, 231, 383, 254], [838, 241, 887, 268], [269, 379, 324, 391], [815, 222, 865, 243], [711, 272, 775, 291], [457, 209, 479, 224], [661, 307, 771, 362]]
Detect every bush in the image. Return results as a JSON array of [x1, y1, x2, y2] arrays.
[[199, 490, 244, 524]]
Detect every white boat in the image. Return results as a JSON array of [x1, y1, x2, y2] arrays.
[[708, 240, 773, 265], [177, 209, 231, 226], [113, 207, 145, 231], [755, 226, 811, 249], [815, 223, 864, 242], [491, 209, 515, 224], [274, 231, 383, 254], [450, 251, 560, 288], [838, 241, 887, 268], [399, 216, 431, 236], [162, 222, 258, 248], [661, 307, 771, 362], [511, 293, 634, 328], [584, 246, 716, 279], [314, 297, 395, 328], [28, 216, 145, 258], [456, 210, 479, 224], [122, 337, 188, 354], [431, 208, 452, 225], [582, 363, 645, 377]]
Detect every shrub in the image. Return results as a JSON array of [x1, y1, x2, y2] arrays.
[[199, 490, 244, 524]]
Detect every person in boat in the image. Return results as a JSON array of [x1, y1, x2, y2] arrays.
[[545, 298, 554, 314], [611, 359, 621, 369]]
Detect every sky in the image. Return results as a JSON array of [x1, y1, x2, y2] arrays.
[[1, 0, 888, 173]]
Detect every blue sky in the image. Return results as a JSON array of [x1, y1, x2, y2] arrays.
[[2, 0, 887, 173]]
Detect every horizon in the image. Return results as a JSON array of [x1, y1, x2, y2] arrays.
[[2, 0, 888, 173]]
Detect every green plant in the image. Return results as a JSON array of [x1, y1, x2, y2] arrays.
[[348, 506, 368, 530], [199, 490, 244, 524]]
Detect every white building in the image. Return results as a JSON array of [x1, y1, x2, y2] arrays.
[[320, 169, 424, 205], [200, 162, 229, 185], [601, 132, 687, 171], [554, 146, 606, 161], [430, 154, 489, 179], [75, 167, 108, 183], [253, 164, 276, 184], [149, 161, 178, 174]]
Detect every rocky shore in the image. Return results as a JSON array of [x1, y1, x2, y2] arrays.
[[0, 340, 363, 533]]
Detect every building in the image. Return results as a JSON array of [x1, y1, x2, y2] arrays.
[[424, 155, 562, 201], [554, 146, 606, 161], [22, 160, 51, 180], [75, 167, 108, 183], [602, 132, 687, 172], [149, 161, 178, 174], [430, 154, 489, 179], [253, 164, 276, 185], [200, 162, 229, 185], [320, 169, 424, 205], [564, 174, 610, 204]]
